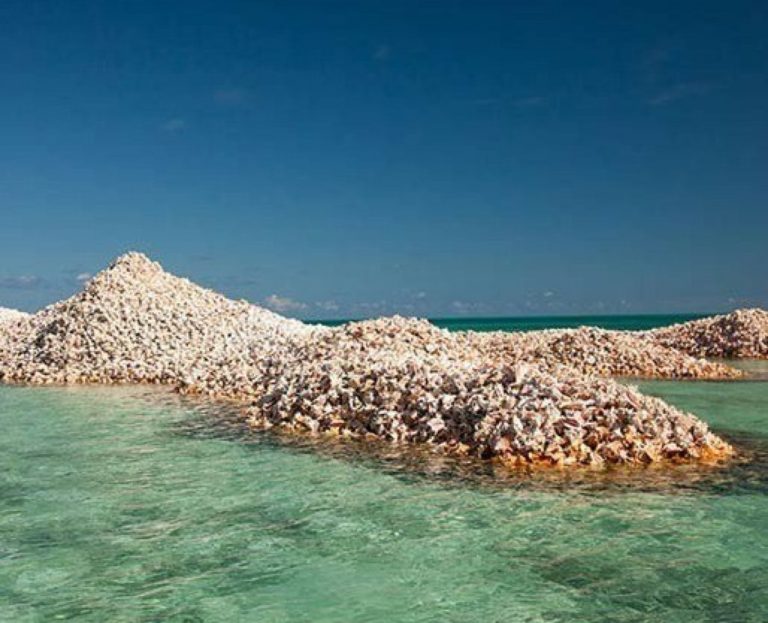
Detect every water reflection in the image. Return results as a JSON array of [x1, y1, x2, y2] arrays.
[[3, 380, 768, 622], [728, 358, 768, 380], [33, 379, 767, 496], [162, 389, 768, 498]]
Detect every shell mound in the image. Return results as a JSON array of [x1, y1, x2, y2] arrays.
[[648, 309, 768, 359], [467, 327, 741, 379], [0, 254, 734, 467], [0, 253, 315, 384], [238, 317, 732, 466], [0, 307, 29, 325]]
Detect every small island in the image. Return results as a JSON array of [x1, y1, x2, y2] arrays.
[[3, 253, 765, 469]]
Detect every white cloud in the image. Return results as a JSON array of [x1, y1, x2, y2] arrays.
[[543, 291, 555, 298], [649, 82, 711, 106], [315, 300, 340, 312], [373, 44, 390, 61], [356, 301, 386, 311], [0, 275, 44, 289], [263, 294, 307, 313], [514, 96, 545, 108], [451, 300, 482, 315], [76, 272, 92, 283], [161, 118, 187, 132], [414, 291, 427, 300], [214, 88, 248, 106]]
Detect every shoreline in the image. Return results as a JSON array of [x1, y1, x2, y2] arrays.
[[0, 379, 747, 482]]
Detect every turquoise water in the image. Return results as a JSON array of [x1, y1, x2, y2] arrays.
[[1, 368, 767, 621], [314, 313, 709, 332]]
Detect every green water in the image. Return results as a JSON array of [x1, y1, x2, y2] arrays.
[[1, 370, 767, 621], [314, 313, 709, 332]]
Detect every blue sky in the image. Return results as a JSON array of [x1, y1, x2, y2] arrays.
[[1, 0, 766, 318]]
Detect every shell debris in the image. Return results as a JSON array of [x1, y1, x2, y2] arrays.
[[0, 307, 29, 326], [0, 252, 750, 468], [646, 309, 768, 359]]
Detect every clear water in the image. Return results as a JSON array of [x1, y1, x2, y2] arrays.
[[1, 371, 767, 622]]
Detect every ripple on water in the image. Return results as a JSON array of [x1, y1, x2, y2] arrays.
[[1, 379, 767, 622]]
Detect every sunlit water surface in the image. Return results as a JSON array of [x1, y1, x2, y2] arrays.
[[1, 366, 767, 621]]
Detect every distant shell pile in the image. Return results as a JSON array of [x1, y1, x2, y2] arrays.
[[0, 254, 317, 385], [0, 252, 758, 468], [0, 307, 29, 325], [648, 309, 768, 359], [465, 327, 741, 379], [232, 318, 731, 466]]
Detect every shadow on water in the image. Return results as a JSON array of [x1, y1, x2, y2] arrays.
[[154, 387, 768, 499], [728, 358, 768, 380], [3, 378, 768, 621]]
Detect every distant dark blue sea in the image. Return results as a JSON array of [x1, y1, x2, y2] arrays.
[[313, 313, 710, 332]]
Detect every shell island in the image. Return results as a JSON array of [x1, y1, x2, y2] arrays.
[[1, 253, 767, 469]]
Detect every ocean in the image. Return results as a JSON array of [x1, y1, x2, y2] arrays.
[[1, 316, 766, 622], [314, 313, 709, 332]]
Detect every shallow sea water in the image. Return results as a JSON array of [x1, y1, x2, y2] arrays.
[[1, 365, 767, 621]]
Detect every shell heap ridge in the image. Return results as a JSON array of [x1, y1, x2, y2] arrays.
[[0, 252, 748, 468]]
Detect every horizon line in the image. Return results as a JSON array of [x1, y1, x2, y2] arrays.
[[305, 311, 718, 324]]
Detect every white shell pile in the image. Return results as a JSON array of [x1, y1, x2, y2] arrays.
[[0, 307, 29, 325], [0, 253, 318, 385], [0, 252, 745, 467], [465, 327, 742, 379], [233, 317, 731, 466], [647, 309, 768, 359]]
